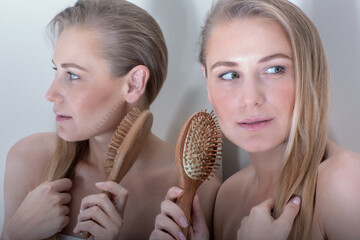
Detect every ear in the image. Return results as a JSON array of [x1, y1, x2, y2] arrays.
[[201, 65, 207, 79], [124, 65, 149, 104], [201, 65, 213, 105]]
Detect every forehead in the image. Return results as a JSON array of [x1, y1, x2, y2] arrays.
[[53, 27, 102, 61], [206, 17, 293, 64]]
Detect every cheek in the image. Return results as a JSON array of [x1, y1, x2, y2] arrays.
[[274, 82, 296, 121], [74, 87, 122, 117], [208, 85, 236, 126]]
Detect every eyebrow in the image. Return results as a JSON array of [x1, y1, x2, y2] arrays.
[[258, 53, 292, 63], [210, 61, 239, 71], [52, 60, 89, 72], [209, 53, 292, 71]]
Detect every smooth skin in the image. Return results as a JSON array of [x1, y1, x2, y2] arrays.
[[207, 17, 296, 240], [237, 197, 301, 240], [152, 16, 360, 240], [208, 17, 360, 240], [2, 27, 220, 240]]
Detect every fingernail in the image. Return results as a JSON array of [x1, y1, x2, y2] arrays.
[[291, 196, 301, 206], [174, 188, 183, 194], [179, 216, 188, 228], [178, 231, 186, 240], [95, 182, 104, 187]]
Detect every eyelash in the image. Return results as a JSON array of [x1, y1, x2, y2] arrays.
[[67, 71, 80, 80], [264, 66, 285, 74], [51, 67, 80, 81], [218, 71, 240, 80]]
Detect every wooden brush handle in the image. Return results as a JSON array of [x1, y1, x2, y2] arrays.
[[176, 179, 202, 237]]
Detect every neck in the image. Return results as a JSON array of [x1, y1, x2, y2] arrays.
[[87, 129, 156, 171], [87, 131, 115, 171], [86, 102, 151, 170], [249, 142, 287, 191]]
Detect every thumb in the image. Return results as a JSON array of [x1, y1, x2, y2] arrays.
[[278, 196, 301, 224]]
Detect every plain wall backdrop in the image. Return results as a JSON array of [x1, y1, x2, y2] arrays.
[[0, 0, 359, 234]]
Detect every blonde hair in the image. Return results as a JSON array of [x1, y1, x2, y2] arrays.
[[43, 0, 167, 238], [200, 0, 330, 239]]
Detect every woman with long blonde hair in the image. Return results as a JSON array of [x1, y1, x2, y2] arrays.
[[1, 0, 220, 239], [151, 0, 360, 239]]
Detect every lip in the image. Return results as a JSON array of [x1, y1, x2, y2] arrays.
[[54, 111, 72, 122], [238, 117, 273, 131]]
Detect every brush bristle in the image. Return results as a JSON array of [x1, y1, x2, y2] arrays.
[[182, 110, 223, 181], [104, 108, 141, 172]]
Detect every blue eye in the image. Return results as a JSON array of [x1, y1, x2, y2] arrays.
[[67, 72, 80, 80], [219, 71, 240, 80], [265, 66, 285, 74]]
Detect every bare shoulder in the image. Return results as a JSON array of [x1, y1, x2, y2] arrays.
[[214, 166, 252, 238], [7, 132, 57, 168], [146, 133, 175, 171], [315, 141, 360, 239], [216, 166, 252, 203], [318, 141, 360, 190], [5, 132, 57, 189], [4, 132, 57, 223], [136, 132, 177, 186]]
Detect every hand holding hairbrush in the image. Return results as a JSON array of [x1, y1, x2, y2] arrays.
[[80, 108, 153, 239], [175, 109, 223, 237]]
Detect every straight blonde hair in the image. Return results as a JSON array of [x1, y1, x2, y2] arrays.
[[199, 0, 330, 239], [43, 0, 167, 238]]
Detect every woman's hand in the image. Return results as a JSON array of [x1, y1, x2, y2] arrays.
[[150, 187, 209, 240], [237, 197, 301, 240], [3, 178, 72, 240], [73, 181, 128, 240]]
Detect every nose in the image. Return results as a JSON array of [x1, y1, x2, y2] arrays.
[[45, 77, 63, 103], [239, 76, 265, 108]]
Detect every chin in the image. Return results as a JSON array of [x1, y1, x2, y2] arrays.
[[232, 137, 277, 153], [57, 130, 87, 142]]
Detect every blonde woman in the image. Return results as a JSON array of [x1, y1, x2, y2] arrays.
[[1, 0, 220, 239], [151, 0, 360, 239]]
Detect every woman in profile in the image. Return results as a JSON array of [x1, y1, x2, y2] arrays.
[[1, 1, 220, 239]]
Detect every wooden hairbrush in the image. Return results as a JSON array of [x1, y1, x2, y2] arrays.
[[175, 109, 223, 237], [81, 108, 153, 239]]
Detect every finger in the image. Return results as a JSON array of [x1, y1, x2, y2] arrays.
[[60, 205, 70, 216], [74, 219, 107, 238], [95, 181, 128, 216], [165, 187, 184, 201], [161, 200, 188, 228], [77, 205, 117, 231], [154, 214, 186, 240], [80, 192, 112, 211], [58, 192, 72, 205], [150, 229, 177, 240], [277, 196, 301, 224], [190, 194, 209, 234], [51, 178, 72, 192], [80, 193, 122, 224], [258, 198, 275, 212]]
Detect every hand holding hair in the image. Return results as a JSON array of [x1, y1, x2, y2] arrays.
[[237, 197, 301, 240], [73, 181, 128, 240], [3, 178, 72, 240]]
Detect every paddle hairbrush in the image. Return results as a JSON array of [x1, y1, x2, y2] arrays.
[[175, 109, 223, 237], [81, 108, 153, 238]]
